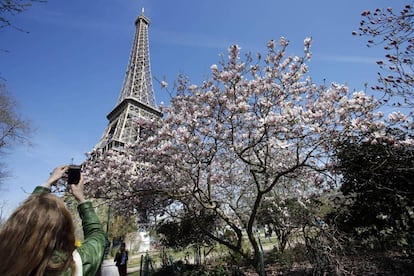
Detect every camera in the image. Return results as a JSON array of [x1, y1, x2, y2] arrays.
[[67, 165, 81, 184]]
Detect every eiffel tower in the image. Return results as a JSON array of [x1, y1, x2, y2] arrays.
[[95, 8, 161, 152]]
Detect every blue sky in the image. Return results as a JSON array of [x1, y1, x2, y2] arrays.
[[0, 0, 407, 216]]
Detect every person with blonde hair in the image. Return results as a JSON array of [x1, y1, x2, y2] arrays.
[[0, 165, 105, 276]]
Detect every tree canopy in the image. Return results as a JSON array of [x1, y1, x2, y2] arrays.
[[83, 36, 414, 271]]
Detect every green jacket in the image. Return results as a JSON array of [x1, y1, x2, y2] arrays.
[[33, 186, 106, 276]]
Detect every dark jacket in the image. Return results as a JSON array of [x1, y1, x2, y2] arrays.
[[114, 250, 129, 266], [33, 186, 106, 276]]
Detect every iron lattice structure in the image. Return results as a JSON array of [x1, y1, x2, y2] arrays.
[[95, 9, 162, 152]]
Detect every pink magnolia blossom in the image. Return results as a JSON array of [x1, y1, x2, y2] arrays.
[[82, 36, 412, 267]]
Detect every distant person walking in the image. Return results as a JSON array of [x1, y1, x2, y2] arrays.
[[0, 165, 105, 276], [114, 242, 129, 276]]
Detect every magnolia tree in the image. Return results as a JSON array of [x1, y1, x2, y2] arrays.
[[83, 37, 411, 270], [83, 149, 169, 222]]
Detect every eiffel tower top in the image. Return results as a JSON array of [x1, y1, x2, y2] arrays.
[[116, 7, 159, 112], [94, 8, 161, 151], [136, 7, 149, 25]]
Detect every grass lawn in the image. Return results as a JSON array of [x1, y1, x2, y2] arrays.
[[124, 234, 281, 275]]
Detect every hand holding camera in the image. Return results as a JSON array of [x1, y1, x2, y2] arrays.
[[45, 165, 68, 186], [67, 165, 85, 203], [43, 165, 86, 203]]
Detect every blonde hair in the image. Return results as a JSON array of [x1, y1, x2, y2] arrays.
[[0, 193, 76, 276]]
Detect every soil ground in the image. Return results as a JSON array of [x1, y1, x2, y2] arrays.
[[240, 251, 414, 275]]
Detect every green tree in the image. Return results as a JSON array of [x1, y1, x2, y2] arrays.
[[332, 133, 414, 254], [107, 213, 137, 242], [156, 211, 216, 250], [156, 210, 217, 265], [257, 193, 306, 253]]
